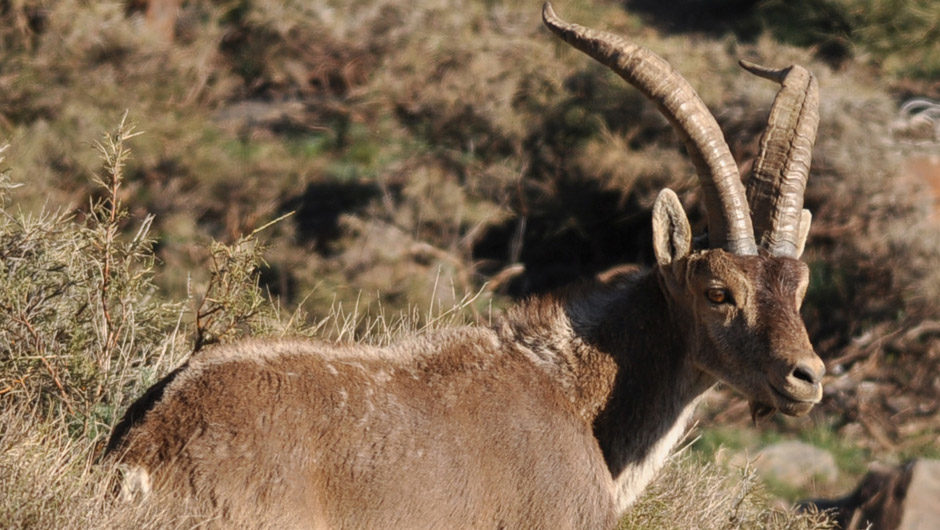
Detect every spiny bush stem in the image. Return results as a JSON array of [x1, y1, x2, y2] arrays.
[[91, 111, 142, 390]]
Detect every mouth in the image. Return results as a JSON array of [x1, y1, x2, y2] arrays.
[[749, 384, 821, 423]]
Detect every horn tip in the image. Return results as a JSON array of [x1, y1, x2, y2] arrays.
[[542, 2, 558, 25], [542, 1, 575, 41], [738, 59, 792, 82]]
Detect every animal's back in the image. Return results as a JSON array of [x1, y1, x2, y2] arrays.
[[108, 333, 618, 528]]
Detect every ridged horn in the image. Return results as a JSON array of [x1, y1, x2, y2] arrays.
[[740, 60, 819, 258], [542, 2, 757, 255]]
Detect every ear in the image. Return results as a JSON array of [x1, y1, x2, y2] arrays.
[[652, 188, 692, 266], [795, 209, 811, 258]]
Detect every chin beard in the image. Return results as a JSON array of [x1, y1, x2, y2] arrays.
[[749, 401, 777, 425]]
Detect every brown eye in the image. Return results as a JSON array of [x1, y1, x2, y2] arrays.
[[706, 288, 731, 304]]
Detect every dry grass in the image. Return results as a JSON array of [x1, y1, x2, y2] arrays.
[[622, 451, 837, 529]]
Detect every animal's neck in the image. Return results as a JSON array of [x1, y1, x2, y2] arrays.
[[499, 271, 715, 513]]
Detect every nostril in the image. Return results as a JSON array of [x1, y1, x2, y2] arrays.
[[790, 362, 822, 385]]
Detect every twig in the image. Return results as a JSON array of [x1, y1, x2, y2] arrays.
[[18, 316, 73, 414], [0, 374, 30, 395]]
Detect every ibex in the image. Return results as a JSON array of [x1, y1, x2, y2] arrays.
[[106, 3, 825, 527]]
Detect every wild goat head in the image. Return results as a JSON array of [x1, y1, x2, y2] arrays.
[[544, 3, 824, 421]]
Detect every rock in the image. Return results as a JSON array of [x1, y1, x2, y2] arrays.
[[900, 459, 940, 530], [839, 422, 865, 441], [803, 459, 940, 530], [751, 441, 838, 490], [213, 101, 307, 132]]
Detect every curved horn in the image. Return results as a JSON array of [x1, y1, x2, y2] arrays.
[[740, 60, 819, 258], [542, 2, 757, 255]]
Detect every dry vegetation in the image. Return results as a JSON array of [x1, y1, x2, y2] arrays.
[[1, 0, 937, 527], [619, 451, 837, 529]]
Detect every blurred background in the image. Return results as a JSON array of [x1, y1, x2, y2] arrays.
[[1, 0, 937, 527]]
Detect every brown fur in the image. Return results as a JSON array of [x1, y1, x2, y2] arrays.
[[107, 246, 824, 528]]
